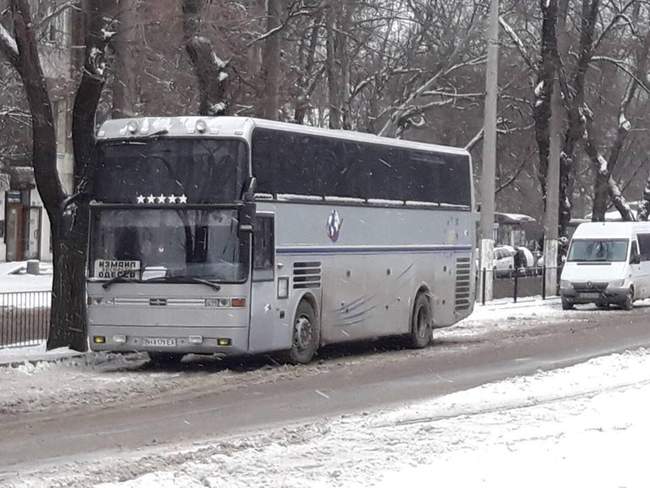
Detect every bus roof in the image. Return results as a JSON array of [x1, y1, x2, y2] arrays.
[[96, 116, 470, 157]]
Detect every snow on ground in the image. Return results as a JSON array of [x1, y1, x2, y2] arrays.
[[0, 296, 622, 417], [0, 261, 52, 293], [0, 341, 79, 365], [11, 347, 650, 488]]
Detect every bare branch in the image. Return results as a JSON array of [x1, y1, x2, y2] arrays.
[[499, 16, 535, 72]]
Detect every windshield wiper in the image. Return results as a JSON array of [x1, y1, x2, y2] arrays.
[[101, 276, 140, 289], [143, 276, 222, 291], [101, 274, 222, 291]]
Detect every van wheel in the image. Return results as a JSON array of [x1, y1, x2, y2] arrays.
[[283, 300, 319, 364], [561, 298, 574, 311], [622, 288, 634, 311], [408, 293, 432, 349]]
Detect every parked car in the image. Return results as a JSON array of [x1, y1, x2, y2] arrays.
[[494, 245, 516, 277]]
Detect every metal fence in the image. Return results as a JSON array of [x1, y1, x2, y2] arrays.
[[476, 266, 562, 305], [0, 291, 51, 348]]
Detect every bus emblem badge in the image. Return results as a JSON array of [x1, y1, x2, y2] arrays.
[[327, 210, 342, 242]]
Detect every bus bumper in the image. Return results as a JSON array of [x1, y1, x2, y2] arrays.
[[88, 325, 249, 356]]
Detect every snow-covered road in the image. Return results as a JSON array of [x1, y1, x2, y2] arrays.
[[9, 348, 650, 488], [2, 298, 650, 487], [0, 297, 578, 417]]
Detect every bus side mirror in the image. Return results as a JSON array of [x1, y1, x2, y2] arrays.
[[631, 254, 641, 265], [238, 201, 256, 236]]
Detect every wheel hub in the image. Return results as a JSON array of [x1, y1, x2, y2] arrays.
[[295, 316, 313, 350]]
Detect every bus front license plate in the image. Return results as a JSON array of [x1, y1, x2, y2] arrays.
[[143, 337, 177, 348]]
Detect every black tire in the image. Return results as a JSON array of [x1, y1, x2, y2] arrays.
[[561, 298, 574, 311], [622, 288, 634, 311], [148, 352, 185, 365], [408, 293, 433, 349], [283, 300, 320, 364]]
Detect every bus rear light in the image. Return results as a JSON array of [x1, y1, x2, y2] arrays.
[[231, 298, 246, 308], [217, 338, 232, 346], [277, 277, 289, 299]]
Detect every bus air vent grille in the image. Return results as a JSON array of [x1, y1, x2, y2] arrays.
[[293, 262, 322, 289], [454, 257, 471, 311]]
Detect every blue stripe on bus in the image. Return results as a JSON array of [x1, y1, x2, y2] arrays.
[[276, 245, 472, 255]]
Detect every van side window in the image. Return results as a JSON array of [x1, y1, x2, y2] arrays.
[[637, 234, 650, 261], [253, 216, 274, 281]]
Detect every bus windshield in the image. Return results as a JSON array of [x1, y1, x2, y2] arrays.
[[567, 238, 629, 262], [95, 138, 248, 204], [89, 208, 249, 283]]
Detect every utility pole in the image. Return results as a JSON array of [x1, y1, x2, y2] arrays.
[[479, 0, 499, 302], [544, 0, 567, 297]]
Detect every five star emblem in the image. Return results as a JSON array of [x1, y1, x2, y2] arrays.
[[137, 193, 188, 204]]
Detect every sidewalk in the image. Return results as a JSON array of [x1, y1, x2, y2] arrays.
[[0, 341, 82, 367]]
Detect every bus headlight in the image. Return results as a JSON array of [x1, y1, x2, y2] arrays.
[[560, 280, 572, 290], [277, 277, 289, 299]]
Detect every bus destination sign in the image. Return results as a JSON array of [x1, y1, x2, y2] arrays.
[[94, 260, 141, 279]]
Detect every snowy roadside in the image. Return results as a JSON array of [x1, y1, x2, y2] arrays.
[[9, 347, 650, 488], [0, 297, 572, 417]]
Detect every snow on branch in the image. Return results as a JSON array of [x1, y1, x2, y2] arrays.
[[591, 56, 650, 95], [638, 177, 650, 221], [499, 16, 535, 71], [581, 105, 635, 222], [0, 22, 19, 64], [378, 55, 486, 137]]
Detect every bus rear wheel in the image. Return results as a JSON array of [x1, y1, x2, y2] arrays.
[[408, 293, 432, 349], [283, 300, 319, 364]]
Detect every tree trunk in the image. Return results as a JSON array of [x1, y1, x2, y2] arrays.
[[326, 0, 343, 129], [591, 172, 609, 221], [260, 0, 282, 120], [48, 0, 115, 351], [182, 0, 230, 116], [559, 0, 599, 236], [112, 0, 139, 118]]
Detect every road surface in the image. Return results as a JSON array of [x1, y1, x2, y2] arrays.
[[1, 301, 649, 476]]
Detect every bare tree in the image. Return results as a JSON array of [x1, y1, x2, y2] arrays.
[[0, 0, 116, 350]]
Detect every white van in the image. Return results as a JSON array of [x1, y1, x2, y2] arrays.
[[560, 222, 650, 310]]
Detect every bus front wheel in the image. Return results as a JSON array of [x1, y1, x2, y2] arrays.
[[408, 293, 432, 349], [283, 300, 320, 364]]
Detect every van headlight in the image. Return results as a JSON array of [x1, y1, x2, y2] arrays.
[[607, 279, 625, 288], [560, 280, 572, 289]]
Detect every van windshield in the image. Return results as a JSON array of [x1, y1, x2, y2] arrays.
[[567, 239, 629, 262]]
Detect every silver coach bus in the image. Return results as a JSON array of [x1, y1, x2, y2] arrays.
[[87, 117, 475, 363]]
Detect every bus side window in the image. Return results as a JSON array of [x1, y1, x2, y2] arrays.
[[253, 216, 274, 281]]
